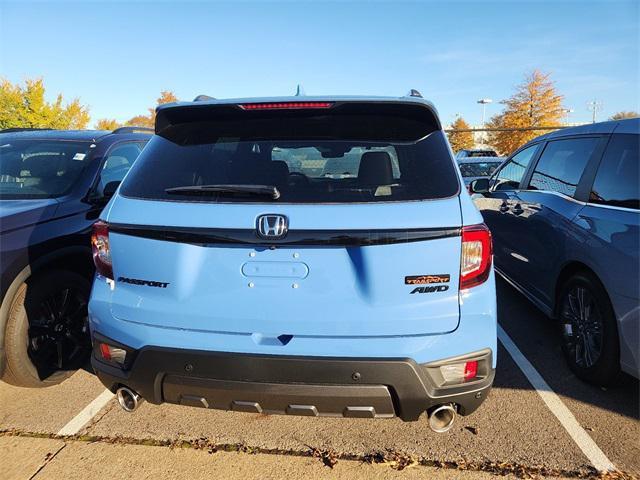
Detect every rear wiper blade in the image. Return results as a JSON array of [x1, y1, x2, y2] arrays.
[[165, 184, 280, 200]]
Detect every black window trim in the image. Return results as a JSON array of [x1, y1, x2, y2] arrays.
[[520, 134, 608, 203]]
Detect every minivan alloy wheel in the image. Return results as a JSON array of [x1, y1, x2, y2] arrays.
[[560, 286, 603, 369]]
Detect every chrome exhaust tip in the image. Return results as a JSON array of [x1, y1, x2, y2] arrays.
[[116, 386, 143, 413], [428, 404, 456, 433]]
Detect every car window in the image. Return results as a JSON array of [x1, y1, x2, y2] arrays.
[[491, 144, 537, 191], [459, 161, 502, 178], [589, 134, 639, 209], [121, 131, 459, 204], [528, 137, 599, 198], [0, 139, 92, 199], [97, 142, 145, 196]]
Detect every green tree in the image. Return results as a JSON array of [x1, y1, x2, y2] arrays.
[[0, 78, 90, 130], [95, 118, 122, 130], [486, 70, 564, 155], [447, 117, 474, 152], [125, 90, 178, 127], [609, 111, 639, 120]]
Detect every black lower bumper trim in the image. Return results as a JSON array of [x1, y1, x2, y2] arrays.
[[92, 337, 494, 422]]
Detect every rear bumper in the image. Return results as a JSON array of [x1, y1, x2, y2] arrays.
[[92, 334, 494, 422]]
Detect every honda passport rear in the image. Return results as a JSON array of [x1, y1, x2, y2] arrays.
[[89, 94, 497, 431]]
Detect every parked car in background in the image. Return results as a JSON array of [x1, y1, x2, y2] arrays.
[[0, 127, 151, 387], [457, 157, 504, 186], [456, 148, 499, 159], [470, 118, 639, 385], [89, 94, 497, 432]]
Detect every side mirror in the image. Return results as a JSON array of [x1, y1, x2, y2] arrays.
[[470, 178, 490, 193], [102, 181, 121, 199]]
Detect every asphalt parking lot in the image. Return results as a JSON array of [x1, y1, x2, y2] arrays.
[[1, 278, 638, 479]]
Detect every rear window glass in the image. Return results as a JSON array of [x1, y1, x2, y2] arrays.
[[121, 118, 459, 204], [459, 161, 502, 177]]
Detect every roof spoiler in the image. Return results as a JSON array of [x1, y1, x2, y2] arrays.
[[155, 99, 442, 143]]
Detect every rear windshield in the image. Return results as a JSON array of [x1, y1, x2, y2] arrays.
[[466, 151, 498, 158], [120, 112, 459, 204], [459, 161, 502, 177]]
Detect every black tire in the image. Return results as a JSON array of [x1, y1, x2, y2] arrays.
[[2, 270, 91, 388], [557, 272, 620, 386]]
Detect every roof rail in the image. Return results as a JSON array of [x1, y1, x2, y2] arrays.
[[193, 94, 216, 102], [406, 89, 423, 98], [112, 126, 154, 134], [0, 127, 54, 134]]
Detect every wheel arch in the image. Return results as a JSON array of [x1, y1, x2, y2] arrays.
[[0, 246, 93, 376]]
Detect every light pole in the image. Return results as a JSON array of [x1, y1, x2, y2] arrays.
[[477, 98, 493, 126], [562, 108, 574, 125], [587, 100, 603, 124]]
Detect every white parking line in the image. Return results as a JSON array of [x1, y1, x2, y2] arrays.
[[498, 324, 616, 472], [56, 389, 114, 436]]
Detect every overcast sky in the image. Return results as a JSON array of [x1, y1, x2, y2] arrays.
[[1, 0, 638, 127]]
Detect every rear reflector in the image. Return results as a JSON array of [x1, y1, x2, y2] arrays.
[[464, 360, 478, 380], [99, 343, 112, 361], [98, 342, 127, 365], [238, 102, 333, 110], [460, 223, 492, 289]]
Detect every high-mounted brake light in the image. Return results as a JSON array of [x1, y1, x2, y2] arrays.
[[238, 102, 334, 110], [91, 220, 113, 279], [460, 224, 492, 289]]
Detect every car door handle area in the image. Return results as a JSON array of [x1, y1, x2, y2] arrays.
[[512, 204, 524, 215]]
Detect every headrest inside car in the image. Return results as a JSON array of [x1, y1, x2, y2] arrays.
[[358, 151, 393, 185]]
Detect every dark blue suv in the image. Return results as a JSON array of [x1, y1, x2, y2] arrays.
[[0, 127, 151, 387], [471, 118, 639, 385]]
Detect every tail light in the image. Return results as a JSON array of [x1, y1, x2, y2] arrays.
[[238, 102, 333, 110], [460, 224, 492, 289], [91, 220, 113, 279]]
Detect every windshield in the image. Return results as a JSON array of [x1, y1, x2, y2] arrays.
[[0, 139, 92, 199], [120, 130, 459, 203], [459, 161, 502, 177]]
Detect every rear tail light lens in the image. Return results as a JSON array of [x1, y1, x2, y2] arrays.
[[91, 220, 113, 279], [440, 360, 479, 383], [460, 224, 492, 289], [238, 102, 334, 110]]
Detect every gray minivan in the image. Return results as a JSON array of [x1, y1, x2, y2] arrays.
[[471, 118, 639, 385]]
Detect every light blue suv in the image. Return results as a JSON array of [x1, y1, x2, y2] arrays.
[[88, 94, 496, 431]]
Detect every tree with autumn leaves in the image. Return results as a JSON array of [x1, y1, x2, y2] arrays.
[[0, 78, 179, 131], [447, 117, 475, 152], [0, 78, 90, 130], [486, 70, 564, 155]]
